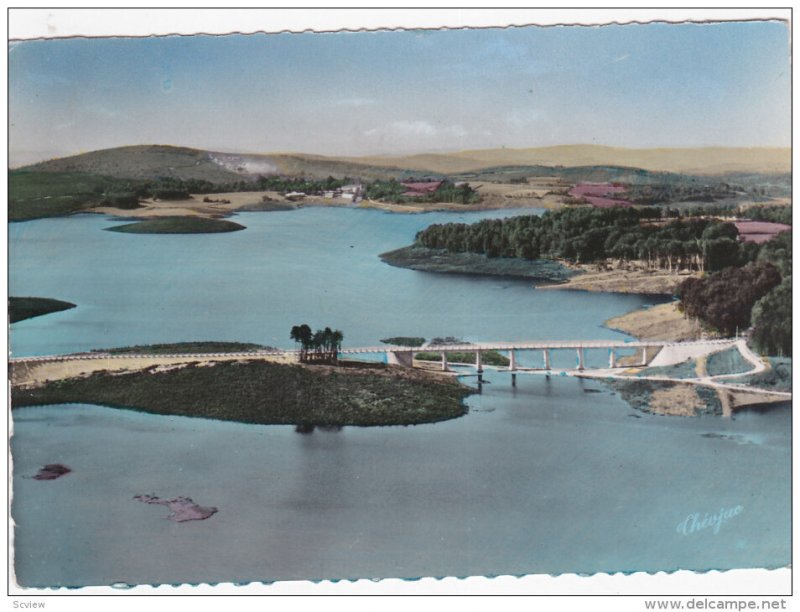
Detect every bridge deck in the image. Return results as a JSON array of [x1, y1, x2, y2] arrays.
[[9, 339, 735, 364]]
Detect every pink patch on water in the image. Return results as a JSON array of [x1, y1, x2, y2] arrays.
[[135, 494, 218, 522], [568, 183, 632, 208]]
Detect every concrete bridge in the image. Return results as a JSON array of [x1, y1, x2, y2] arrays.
[[371, 338, 734, 382], [9, 338, 736, 386]]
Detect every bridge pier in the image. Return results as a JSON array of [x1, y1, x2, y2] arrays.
[[608, 348, 617, 369], [577, 347, 585, 371], [476, 350, 483, 382], [641, 347, 649, 366], [509, 350, 517, 386], [387, 350, 414, 367], [441, 352, 448, 372], [543, 349, 551, 370]]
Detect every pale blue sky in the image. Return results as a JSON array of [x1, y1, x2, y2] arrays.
[[9, 20, 791, 165]]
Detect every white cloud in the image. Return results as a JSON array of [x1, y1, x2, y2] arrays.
[[612, 53, 630, 63], [506, 108, 541, 128], [334, 97, 378, 107], [364, 120, 467, 140]]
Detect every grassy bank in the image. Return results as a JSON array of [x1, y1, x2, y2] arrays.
[[11, 359, 473, 427], [380, 246, 575, 283], [729, 357, 792, 392], [608, 379, 722, 417], [95, 341, 274, 355], [106, 216, 246, 234], [9, 171, 109, 220], [9, 297, 76, 323]]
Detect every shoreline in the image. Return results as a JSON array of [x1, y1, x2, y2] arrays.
[[11, 357, 474, 427], [88, 190, 557, 220]]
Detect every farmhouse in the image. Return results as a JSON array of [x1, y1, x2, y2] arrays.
[[401, 180, 443, 197]]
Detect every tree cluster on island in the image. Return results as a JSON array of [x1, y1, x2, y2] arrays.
[[290, 324, 344, 364]]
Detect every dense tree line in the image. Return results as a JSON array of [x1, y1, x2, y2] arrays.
[[740, 204, 792, 226], [415, 207, 760, 272], [290, 324, 344, 364], [677, 230, 792, 355], [678, 263, 782, 337], [620, 183, 737, 205], [364, 179, 480, 204], [749, 276, 792, 356]]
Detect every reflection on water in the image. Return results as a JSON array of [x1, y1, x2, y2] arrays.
[[11, 371, 790, 587], [9, 209, 661, 357]]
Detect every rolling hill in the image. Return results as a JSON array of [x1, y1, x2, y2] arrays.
[[17, 143, 790, 184], [347, 145, 791, 176]]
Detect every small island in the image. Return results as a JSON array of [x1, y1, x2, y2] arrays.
[[380, 246, 576, 283], [9, 296, 77, 323], [106, 216, 246, 234], [11, 358, 473, 427]]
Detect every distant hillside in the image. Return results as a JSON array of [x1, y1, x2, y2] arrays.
[[18, 144, 790, 184], [19, 145, 413, 183], [20, 145, 254, 183], [347, 145, 791, 176]]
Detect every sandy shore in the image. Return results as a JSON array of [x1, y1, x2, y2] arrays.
[[539, 262, 696, 296], [10, 353, 295, 388], [605, 302, 704, 343], [89, 185, 564, 219]]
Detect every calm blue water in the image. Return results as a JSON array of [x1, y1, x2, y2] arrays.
[[9, 208, 655, 357], [9, 208, 791, 587]]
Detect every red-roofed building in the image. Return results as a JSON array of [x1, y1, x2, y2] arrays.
[[401, 180, 443, 197]]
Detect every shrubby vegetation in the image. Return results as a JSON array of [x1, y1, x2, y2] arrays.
[[10, 360, 473, 427], [96, 342, 273, 355], [732, 357, 792, 392]]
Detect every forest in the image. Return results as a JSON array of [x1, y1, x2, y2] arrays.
[[414, 206, 792, 355], [415, 206, 764, 273], [678, 230, 791, 356]]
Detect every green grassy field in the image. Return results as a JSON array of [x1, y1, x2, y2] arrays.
[[706, 347, 754, 376], [9, 297, 76, 323], [11, 360, 473, 427], [9, 171, 112, 220], [106, 217, 246, 234]]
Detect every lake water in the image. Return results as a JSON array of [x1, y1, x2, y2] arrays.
[[9, 207, 791, 587]]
